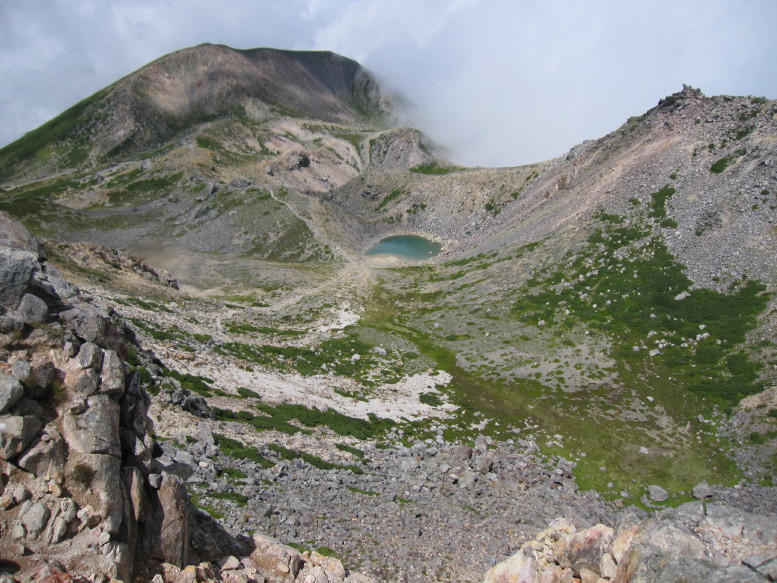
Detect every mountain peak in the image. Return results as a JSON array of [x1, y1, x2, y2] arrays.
[[0, 44, 393, 180]]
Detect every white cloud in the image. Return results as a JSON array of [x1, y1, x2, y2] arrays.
[[309, 0, 477, 61]]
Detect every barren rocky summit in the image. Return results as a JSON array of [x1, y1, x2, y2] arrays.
[[1, 45, 777, 582]]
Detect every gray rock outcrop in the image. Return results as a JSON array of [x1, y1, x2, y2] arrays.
[[0, 213, 38, 310], [483, 502, 777, 583], [0, 212, 193, 581]]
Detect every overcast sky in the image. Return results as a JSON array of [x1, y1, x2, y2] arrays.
[[1, 0, 775, 167]]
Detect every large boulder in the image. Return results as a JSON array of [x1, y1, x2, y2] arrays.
[[67, 453, 125, 533], [647, 484, 669, 502], [44, 498, 78, 544], [0, 211, 39, 310], [18, 429, 67, 479], [250, 532, 303, 580], [0, 211, 39, 254], [31, 261, 79, 302], [0, 372, 25, 413], [15, 293, 49, 324], [555, 524, 615, 575], [18, 500, 51, 541], [60, 303, 110, 345], [483, 548, 541, 583], [157, 473, 191, 567], [158, 380, 213, 419], [62, 395, 121, 456], [0, 414, 43, 460], [0, 247, 37, 310]]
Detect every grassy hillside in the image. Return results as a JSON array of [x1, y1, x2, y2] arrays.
[[0, 89, 107, 181]]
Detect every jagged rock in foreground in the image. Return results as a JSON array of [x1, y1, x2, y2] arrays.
[[0, 211, 376, 582], [0, 208, 192, 580], [483, 502, 777, 583]]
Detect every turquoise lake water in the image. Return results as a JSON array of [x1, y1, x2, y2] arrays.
[[365, 235, 442, 260]]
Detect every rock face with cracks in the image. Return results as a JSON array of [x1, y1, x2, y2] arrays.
[[0, 210, 193, 580]]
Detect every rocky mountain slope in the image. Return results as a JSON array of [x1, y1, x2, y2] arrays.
[[2, 210, 775, 583], [1, 44, 777, 582], [0, 44, 396, 182]]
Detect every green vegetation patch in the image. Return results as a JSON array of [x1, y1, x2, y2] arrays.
[[164, 369, 216, 397], [218, 292, 273, 307], [125, 172, 183, 193], [443, 251, 498, 268], [114, 297, 173, 312], [315, 546, 338, 557], [0, 89, 107, 179], [224, 321, 304, 337], [595, 212, 625, 224], [648, 185, 676, 219], [213, 328, 403, 384], [376, 188, 407, 212], [213, 433, 274, 468], [246, 215, 326, 263], [347, 486, 379, 496], [332, 131, 365, 150], [484, 200, 500, 215], [710, 156, 732, 174], [215, 402, 395, 440], [749, 430, 777, 445], [1, 177, 81, 201], [336, 443, 365, 457], [409, 162, 459, 175], [406, 202, 427, 215], [511, 215, 769, 405], [267, 443, 363, 474], [419, 392, 443, 406], [733, 126, 753, 140], [196, 135, 222, 150], [236, 387, 262, 399], [189, 492, 225, 519], [129, 317, 213, 359], [219, 466, 248, 480], [215, 407, 306, 436], [210, 491, 250, 505]]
